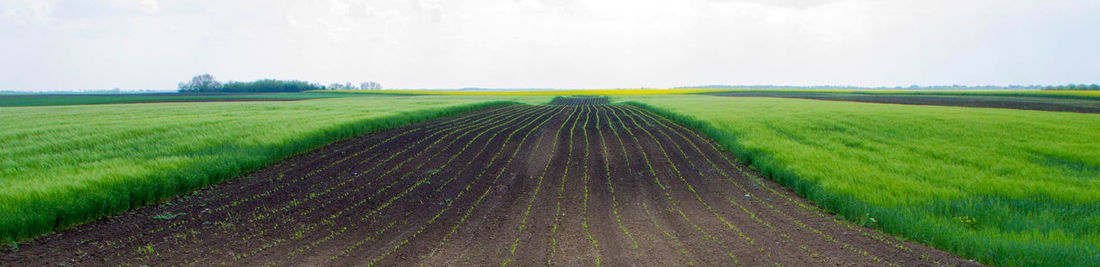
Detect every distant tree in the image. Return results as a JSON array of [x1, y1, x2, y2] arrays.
[[1039, 84, 1100, 91], [328, 83, 345, 90], [360, 81, 382, 90], [178, 74, 222, 92]]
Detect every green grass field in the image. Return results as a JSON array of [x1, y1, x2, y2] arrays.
[[0, 95, 551, 241], [621, 95, 1099, 266]]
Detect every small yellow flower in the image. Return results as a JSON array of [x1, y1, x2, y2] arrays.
[[953, 216, 977, 226]]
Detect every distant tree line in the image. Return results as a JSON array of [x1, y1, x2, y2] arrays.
[[221, 79, 321, 92], [179, 74, 382, 93], [1041, 84, 1100, 91]]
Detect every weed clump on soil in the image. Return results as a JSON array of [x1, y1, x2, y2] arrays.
[[151, 212, 186, 220]]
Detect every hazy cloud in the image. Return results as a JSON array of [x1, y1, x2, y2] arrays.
[[1, 0, 1097, 91]]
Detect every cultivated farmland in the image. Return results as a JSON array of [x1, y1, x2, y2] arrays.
[[620, 95, 1100, 266], [3, 98, 973, 266], [0, 95, 551, 241]]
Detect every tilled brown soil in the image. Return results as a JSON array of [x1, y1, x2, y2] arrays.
[[2, 102, 981, 266]]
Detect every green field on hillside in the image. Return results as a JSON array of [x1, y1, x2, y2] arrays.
[[621, 95, 1100, 266], [0, 95, 551, 241]]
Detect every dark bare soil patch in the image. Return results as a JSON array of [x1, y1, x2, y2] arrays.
[[1, 103, 980, 266], [706, 91, 1100, 113]]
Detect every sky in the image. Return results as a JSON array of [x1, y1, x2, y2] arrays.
[[1, 0, 1098, 91]]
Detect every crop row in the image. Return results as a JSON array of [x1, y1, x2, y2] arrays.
[[324, 105, 552, 263], [359, 105, 567, 266]]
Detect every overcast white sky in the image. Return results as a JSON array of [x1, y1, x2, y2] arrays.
[[1, 0, 1097, 91]]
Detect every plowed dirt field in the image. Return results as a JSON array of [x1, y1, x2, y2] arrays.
[[3, 99, 978, 266]]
